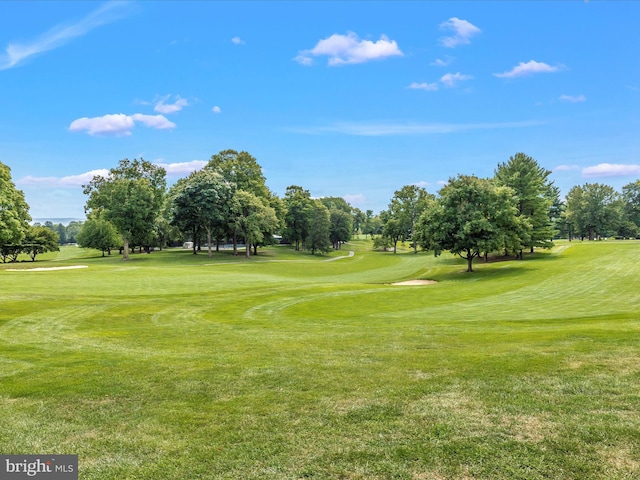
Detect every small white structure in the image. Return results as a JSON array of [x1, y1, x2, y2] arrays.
[[183, 242, 193, 249]]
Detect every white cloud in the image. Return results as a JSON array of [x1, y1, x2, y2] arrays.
[[582, 163, 640, 178], [69, 113, 175, 136], [212, 106, 222, 114], [494, 60, 564, 79], [231, 36, 245, 45], [414, 181, 429, 188], [437, 180, 448, 186], [131, 113, 176, 129], [289, 120, 544, 136], [408, 82, 439, 91], [408, 72, 472, 92], [343, 194, 365, 206], [430, 57, 452, 67], [559, 94, 586, 103], [0, 1, 132, 70], [439, 18, 481, 48], [440, 72, 473, 88], [17, 161, 209, 188], [553, 164, 580, 172], [295, 31, 403, 66], [155, 160, 208, 176], [154, 96, 189, 114], [16, 169, 110, 187], [69, 113, 136, 136]]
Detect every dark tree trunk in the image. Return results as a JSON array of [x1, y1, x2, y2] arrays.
[[464, 249, 475, 272], [122, 236, 130, 260]]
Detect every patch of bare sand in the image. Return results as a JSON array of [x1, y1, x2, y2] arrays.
[[390, 279, 437, 286], [5, 265, 88, 272]]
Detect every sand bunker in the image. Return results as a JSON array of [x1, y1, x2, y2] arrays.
[[5, 265, 88, 272], [390, 279, 437, 286]]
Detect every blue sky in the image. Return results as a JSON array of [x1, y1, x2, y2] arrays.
[[1, 1, 639, 219]]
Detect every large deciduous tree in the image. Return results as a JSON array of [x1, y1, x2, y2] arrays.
[[319, 197, 354, 250], [283, 185, 313, 251], [206, 149, 274, 255], [565, 183, 622, 240], [83, 158, 166, 260], [206, 150, 269, 199], [328, 208, 353, 250], [307, 200, 332, 255], [0, 161, 31, 249], [387, 185, 435, 253], [167, 169, 231, 257], [379, 210, 404, 254], [494, 153, 556, 253], [622, 180, 640, 232], [23, 225, 59, 261], [416, 175, 523, 272], [77, 217, 121, 256], [230, 190, 278, 259]]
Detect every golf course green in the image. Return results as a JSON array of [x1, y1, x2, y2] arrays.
[[1, 239, 639, 479]]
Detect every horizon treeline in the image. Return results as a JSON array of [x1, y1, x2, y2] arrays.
[[2, 152, 640, 264]]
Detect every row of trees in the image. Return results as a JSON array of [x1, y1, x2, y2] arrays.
[[80, 150, 356, 260], [373, 153, 640, 271], [3, 152, 640, 266], [33, 220, 88, 245]]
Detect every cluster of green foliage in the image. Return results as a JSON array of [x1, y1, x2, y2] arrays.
[[83, 158, 167, 260], [282, 187, 354, 254], [32, 220, 83, 245], [0, 162, 59, 262], [564, 181, 640, 240]]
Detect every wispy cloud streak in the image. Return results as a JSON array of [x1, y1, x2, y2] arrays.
[[17, 169, 110, 187], [288, 120, 544, 136], [494, 60, 564, 79], [0, 1, 132, 70]]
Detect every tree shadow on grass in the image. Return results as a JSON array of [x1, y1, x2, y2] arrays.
[[434, 251, 556, 283]]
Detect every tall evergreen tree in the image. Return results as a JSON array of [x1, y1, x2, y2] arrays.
[[494, 153, 556, 254]]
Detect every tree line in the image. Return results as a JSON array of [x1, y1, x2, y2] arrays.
[[1, 152, 639, 266], [79, 151, 356, 260]]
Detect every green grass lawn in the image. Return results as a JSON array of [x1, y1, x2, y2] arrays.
[[1, 240, 639, 479]]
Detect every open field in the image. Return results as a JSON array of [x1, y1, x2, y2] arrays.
[[1, 240, 639, 479]]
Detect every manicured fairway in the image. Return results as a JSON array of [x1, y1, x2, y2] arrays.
[[1, 240, 639, 479]]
